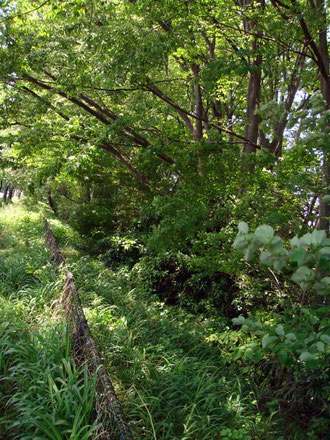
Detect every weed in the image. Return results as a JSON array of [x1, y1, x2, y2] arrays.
[[0, 202, 99, 439]]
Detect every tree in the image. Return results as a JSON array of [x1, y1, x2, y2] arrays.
[[0, 0, 326, 232]]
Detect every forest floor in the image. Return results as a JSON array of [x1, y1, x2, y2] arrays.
[[0, 200, 310, 439]]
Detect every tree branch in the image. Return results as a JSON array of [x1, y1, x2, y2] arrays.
[[22, 73, 175, 166], [0, 0, 51, 24], [145, 79, 195, 135]]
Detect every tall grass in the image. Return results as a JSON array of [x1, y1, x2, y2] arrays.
[[0, 322, 98, 440], [68, 259, 299, 439], [0, 201, 312, 439], [0, 201, 98, 439]]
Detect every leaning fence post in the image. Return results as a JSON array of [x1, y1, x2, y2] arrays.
[[44, 218, 133, 440]]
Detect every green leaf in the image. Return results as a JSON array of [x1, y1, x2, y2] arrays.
[[246, 347, 254, 360], [285, 333, 297, 342], [232, 349, 242, 360], [290, 236, 301, 247], [322, 195, 330, 204], [310, 229, 326, 246], [318, 255, 330, 272], [278, 348, 288, 364], [253, 349, 262, 362], [232, 316, 245, 325], [291, 266, 314, 283], [313, 277, 330, 295], [289, 247, 307, 265], [262, 334, 278, 348], [300, 233, 313, 246], [238, 221, 249, 234], [260, 250, 272, 265], [319, 247, 330, 255], [315, 341, 325, 353], [304, 335, 314, 345], [233, 235, 248, 250], [273, 258, 286, 271], [244, 244, 257, 261], [255, 225, 274, 244], [269, 236, 284, 254], [275, 324, 285, 337], [269, 236, 283, 254], [299, 351, 315, 362], [320, 334, 330, 345]]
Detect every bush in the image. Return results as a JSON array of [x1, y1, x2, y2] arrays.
[[134, 252, 237, 315], [231, 223, 330, 437]]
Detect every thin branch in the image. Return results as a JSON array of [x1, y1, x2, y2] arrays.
[[22, 73, 175, 165], [145, 79, 195, 135], [22, 86, 70, 121], [145, 77, 262, 149], [0, 0, 51, 24], [210, 16, 316, 61], [41, 69, 175, 165], [13, 84, 156, 191], [290, 0, 330, 86], [146, 80, 262, 149], [272, 0, 330, 86]]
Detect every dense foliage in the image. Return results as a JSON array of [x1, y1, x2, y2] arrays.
[[0, 0, 329, 438]]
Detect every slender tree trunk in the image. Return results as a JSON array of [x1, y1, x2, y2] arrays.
[[316, 0, 330, 232], [267, 50, 306, 158], [240, 0, 263, 189], [3, 185, 9, 201], [47, 187, 58, 216], [191, 63, 206, 177], [242, 45, 262, 162], [8, 188, 14, 200]]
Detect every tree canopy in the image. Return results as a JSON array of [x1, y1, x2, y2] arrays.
[[0, 1, 329, 438]]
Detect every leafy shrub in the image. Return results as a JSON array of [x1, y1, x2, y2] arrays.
[[134, 253, 237, 314], [101, 235, 144, 268], [232, 222, 330, 436]]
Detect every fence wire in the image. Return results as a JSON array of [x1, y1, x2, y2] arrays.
[[45, 218, 133, 440]]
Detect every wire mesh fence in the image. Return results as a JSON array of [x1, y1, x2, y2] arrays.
[[45, 218, 133, 440]]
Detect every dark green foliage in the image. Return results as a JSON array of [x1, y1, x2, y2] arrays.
[[231, 223, 330, 438], [134, 253, 236, 315], [100, 235, 144, 268]]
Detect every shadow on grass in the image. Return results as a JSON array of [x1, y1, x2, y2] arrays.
[[70, 258, 277, 440]]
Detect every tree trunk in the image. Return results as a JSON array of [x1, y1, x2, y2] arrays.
[[3, 185, 9, 201], [240, 0, 263, 188], [8, 188, 14, 200], [47, 187, 58, 216], [242, 46, 262, 162], [316, 0, 330, 232], [191, 63, 206, 177]]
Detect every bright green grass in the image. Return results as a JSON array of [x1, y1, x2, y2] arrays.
[[66, 260, 293, 439], [0, 200, 310, 439], [0, 201, 98, 440]]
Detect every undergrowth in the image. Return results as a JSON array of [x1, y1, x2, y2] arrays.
[[0, 201, 98, 439], [1, 200, 327, 439], [66, 259, 312, 439]]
